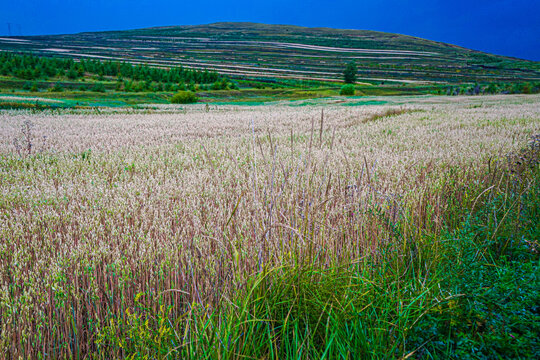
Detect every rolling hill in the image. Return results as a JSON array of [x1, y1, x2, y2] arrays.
[[0, 22, 539, 84]]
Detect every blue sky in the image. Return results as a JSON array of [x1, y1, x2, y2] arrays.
[[1, 0, 539, 60]]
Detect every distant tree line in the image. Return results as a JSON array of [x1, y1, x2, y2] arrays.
[[0, 52, 240, 92], [440, 82, 540, 96]]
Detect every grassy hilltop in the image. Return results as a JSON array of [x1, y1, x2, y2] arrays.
[[1, 22, 539, 84]]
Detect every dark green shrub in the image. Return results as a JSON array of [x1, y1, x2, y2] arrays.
[[170, 91, 198, 104], [67, 67, 78, 79], [133, 82, 145, 92], [123, 81, 133, 92], [92, 83, 106, 93], [50, 82, 64, 92], [486, 83, 498, 94], [340, 84, 355, 96], [175, 82, 186, 91]]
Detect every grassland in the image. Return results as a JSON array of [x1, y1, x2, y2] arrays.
[[1, 94, 539, 358], [0, 85, 444, 110], [1, 22, 539, 85], [0, 85, 446, 109]]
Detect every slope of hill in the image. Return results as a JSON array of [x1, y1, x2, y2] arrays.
[[0, 22, 539, 84]]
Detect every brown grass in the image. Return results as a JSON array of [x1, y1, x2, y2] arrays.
[[363, 107, 423, 123]]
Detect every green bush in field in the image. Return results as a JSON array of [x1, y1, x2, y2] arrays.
[[50, 82, 64, 92], [170, 91, 198, 104], [211, 81, 223, 90], [92, 83, 106, 93], [340, 84, 355, 96]]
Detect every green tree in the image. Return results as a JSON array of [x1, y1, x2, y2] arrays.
[[92, 83, 105, 93], [67, 66, 78, 80], [343, 62, 357, 84], [486, 83, 498, 94], [50, 82, 64, 92]]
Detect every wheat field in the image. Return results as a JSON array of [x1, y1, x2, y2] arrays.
[[1, 95, 539, 358]]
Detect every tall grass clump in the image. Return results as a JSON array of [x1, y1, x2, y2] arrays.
[[409, 138, 540, 358]]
